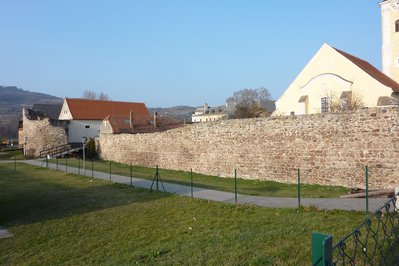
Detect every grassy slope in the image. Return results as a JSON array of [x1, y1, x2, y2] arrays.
[[0, 163, 364, 265], [49, 158, 349, 198]]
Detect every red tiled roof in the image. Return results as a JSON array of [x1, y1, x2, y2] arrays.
[[333, 47, 399, 92], [105, 114, 182, 134], [105, 114, 150, 133], [66, 98, 151, 120]]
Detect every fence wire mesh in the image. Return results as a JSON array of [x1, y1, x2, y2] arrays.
[[12, 155, 394, 213], [331, 193, 399, 265]]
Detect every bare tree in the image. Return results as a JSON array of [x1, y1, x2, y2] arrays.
[[98, 92, 109, 101], [226, 87, 272, 118], [325, 89, 364, 112], [82, 90, 97, 99], [82, 90, 110, 101], [347, 90, 364, 110]]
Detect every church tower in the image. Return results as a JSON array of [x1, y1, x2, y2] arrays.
[[380, 0, 399, 83]]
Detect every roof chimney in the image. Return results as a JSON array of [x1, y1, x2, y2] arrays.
[[129, 109, 134, 128], [154, 112, 158, 128]]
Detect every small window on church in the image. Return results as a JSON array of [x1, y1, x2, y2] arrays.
[[395, 20, 399, 32], [321, 97, 330, 113]]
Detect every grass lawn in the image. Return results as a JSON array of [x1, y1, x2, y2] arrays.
[[48, 158, 349, 198], [0, 148, 24, 160], [0, 163, 365, 265]]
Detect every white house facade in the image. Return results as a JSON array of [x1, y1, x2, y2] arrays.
[[59, 98, 151, 143]]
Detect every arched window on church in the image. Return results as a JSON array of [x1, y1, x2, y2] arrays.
[[395, 20, 399, 32]]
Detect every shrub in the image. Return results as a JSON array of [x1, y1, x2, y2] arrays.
[[25, 148, 36, 159], [86, 138, 97, 159]]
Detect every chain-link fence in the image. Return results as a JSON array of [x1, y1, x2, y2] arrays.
[[30, 157, 393, 213], [312, 193, 399, 265]]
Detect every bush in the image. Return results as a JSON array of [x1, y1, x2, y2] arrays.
[[25, 149, 36, 159], [86, 138, 97, 159]]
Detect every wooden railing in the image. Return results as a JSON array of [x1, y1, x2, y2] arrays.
[[39, 143, 82, 158]]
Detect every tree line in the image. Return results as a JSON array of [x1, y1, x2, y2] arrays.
[[82, 90, 110, 101]]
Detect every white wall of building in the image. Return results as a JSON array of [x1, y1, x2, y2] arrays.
[[192, 113, 227, 123], [59, 100, 73, 120], [273, 44, 394, 116], [68, 120, 102, 143]]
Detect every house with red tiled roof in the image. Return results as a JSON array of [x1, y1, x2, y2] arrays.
[[59, 98, 151, 142]]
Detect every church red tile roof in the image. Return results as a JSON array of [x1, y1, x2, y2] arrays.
[[333, 47, 399, 92], [65, 98, 151, 121]]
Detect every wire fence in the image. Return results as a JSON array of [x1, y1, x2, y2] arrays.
[[20, 157, 390, 213], [4, 153, 393, 213], [4, 154, 399, 263], [312, 192, 399, 265]]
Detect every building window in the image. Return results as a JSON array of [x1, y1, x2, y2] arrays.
[[85, 125, 90, 129], [321, 97, 330, 113], [396, 20, 399, 32]]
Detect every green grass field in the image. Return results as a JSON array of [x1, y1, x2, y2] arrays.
[[0, 163, 365, 265], [47, 158, 349, 198], [0, 149, 23, 160]]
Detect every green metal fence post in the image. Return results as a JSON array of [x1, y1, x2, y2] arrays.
[[109, 161, 112, 181], [366, 165, 369, 214], [65, 157, 68, 173], [149, 165, 165, 192], [156, 165, 159, 191], [91, 160, 94, 179], [190, 168, 193, 198], [312, 232, 333, 266], [298, 168, 301, 209], [56, 157, 58, 171], [46, 156, 48, 168], [14, 156, 16, 171], [78, 159, 80, 175], [234, 169, 237, 204], [130, 163, 132, 187]]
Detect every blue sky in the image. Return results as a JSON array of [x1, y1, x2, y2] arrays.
[[0, 0, 382, 107]]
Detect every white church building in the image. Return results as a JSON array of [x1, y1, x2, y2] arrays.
[[273, 0, 399, 116]]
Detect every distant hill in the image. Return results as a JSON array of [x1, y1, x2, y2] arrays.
[[148, 106, 196, 123], [0, 86, 62, 139]]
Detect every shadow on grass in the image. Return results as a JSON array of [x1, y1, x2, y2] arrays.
[[0, 165, 169, 227]]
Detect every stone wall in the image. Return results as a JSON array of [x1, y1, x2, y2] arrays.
[[22, 109, 68, 157], [98, 107, 399, 189]]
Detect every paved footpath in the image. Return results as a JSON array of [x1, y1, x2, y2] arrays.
[[4, 159, 390, 212]]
